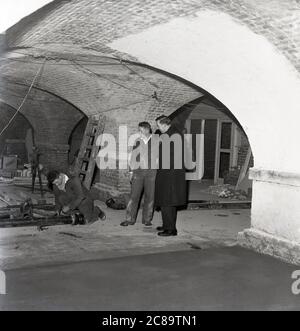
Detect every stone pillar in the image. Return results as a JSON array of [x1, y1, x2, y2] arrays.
[[238, 168, 300, 265]]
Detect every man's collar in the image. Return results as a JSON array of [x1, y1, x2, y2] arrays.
[[141, 134, 152, 144]]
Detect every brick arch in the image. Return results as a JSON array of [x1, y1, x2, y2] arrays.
[[1, 52, 203, 120], [0, 83, 84, 144], [0, 82, 84, 170], [0, 100, 35, 134], [1, 61, 104, 116], [110, 10, 300, 175], [108, 8, 300, 255]]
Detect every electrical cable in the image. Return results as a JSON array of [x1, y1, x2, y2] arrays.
[[118, 60, 160, 89], [73, 60, 157, 99], [0, 60, 46, 137], [0, 56, 123, 66]]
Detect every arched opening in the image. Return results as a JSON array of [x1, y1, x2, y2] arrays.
[[0, 103, 34, 177], [169, 96, 253, 205], [110, 10, 300, 261]]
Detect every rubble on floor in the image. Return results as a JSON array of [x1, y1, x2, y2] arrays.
[[206, 184, 249, 201]]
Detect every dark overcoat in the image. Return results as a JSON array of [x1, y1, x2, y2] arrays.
[[155, 125, 187, 207]]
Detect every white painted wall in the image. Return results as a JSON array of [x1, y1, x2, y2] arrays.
[[252, 180, 300, 241], [110, 10, 300, 174]]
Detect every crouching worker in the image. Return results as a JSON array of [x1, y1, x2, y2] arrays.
[[47, 170, 106, 224]]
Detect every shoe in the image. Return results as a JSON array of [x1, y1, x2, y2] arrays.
[[158, 230, 177, 237], [156, 226, 164, 231], [71, 214, 76, 226], [144, 222, 153, 227], [98, 210, 106, 221], [120, 221, 135, 227]]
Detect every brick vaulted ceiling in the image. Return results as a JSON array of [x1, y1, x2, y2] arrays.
[[5, 0, 300, 72], [0, 0, 299, 119]]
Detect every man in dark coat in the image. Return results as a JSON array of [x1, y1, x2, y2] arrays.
[[155, 115, 187, 236]]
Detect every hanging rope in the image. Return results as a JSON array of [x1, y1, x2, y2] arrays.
[[0, 60, 46, 138]]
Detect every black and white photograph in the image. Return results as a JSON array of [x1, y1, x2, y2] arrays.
[[0, 0, 300, 315]]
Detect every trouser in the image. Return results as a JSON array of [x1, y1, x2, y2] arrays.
[[161, 206, 178, 231], [57, 194, 101, 223], [126, 170, 156, 224], [77, 198, 101, 223]]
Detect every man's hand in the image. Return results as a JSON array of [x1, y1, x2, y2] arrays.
[[129, 172, 134, 184], [62, 206, 70, 214]]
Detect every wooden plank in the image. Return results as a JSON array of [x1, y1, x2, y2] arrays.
[[187, 199, 251, 210], [0, 204, 55, 211], [84, 115, 106, 189], [235, 147, 252, 190], [214, 120, 222, 184], [75, 117, 96, 173]]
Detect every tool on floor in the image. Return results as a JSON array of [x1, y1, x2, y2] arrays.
[[75, 114, 106, 189], [0, 201, 72, 228]]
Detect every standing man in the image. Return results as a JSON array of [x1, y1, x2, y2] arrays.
[[155, 115, 187, 236], [121, 122, 159, 227], [29, 145, 44, 197]]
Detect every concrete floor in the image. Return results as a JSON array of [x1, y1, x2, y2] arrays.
[[0, 203, 251, 270], [2, 182, 295, 311], [0, 247, 299, 311]]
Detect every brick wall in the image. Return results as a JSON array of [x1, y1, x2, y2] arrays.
[[92, 77, 201, 199]]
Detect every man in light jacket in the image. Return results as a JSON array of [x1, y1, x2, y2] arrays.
[[121, 122, 159, 227]]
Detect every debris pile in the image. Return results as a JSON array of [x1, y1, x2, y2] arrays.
[[207, 184, 249, 201]]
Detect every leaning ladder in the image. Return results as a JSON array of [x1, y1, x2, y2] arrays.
[[75, 115, 106, 190]]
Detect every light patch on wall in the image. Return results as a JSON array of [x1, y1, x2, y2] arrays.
[[109, 10, 300, 174], [0, 0, 52, 33]]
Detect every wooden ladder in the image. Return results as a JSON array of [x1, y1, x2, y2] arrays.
[[75, 115, 106, 189]]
